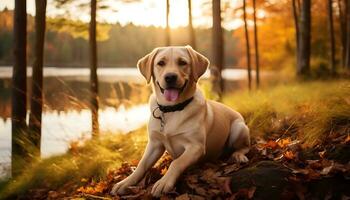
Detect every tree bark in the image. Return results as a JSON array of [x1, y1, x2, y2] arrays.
[[29, 0, 47, 158], [12, 0, 28, 176], [166, 0, 171, 46], [297, 0, 311, 76], [292, 0, 300, 72], [243, 0, 252, 90], [328, 0, 336, 75], [345, 0, 350, 69], [338, 0, 347, 67], [253, 0, 260, 88], [90, 0, 99, 137], [211, 0, 224, 97], [188, 0, 196, 49]]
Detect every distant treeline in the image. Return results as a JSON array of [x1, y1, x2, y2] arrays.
[[0, 9, 238, 68]]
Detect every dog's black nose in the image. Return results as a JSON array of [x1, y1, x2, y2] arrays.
[[165, 73, 177, 85]]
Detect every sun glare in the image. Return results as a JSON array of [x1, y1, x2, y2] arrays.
[[110, 0, 197, 28], [168, 0, 189, 28], [0, 0, 242, 29]]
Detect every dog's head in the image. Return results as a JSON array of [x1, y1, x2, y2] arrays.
[[137, 46, 209, 104]]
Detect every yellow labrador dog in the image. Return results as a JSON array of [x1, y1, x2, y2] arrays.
[[111, 46, 250, 197]]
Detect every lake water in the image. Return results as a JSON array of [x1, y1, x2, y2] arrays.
[[0, 66, 249, 178], [0, 66, 248, 81]]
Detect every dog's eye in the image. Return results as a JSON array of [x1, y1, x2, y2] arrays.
[[178, 60, 187, 66], [157, 60, 166, 67]]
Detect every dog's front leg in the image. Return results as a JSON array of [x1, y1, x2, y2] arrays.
[[151, 144, 204, 197], [111, 140, 165, 195]]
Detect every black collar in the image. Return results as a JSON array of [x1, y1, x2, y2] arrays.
[[157, 97, 194, 113]]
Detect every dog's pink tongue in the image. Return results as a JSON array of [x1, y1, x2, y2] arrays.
[[164, 89, 179, 102]]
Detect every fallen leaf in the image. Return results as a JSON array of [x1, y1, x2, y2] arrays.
[[222, 164, 240, 175], [175, 193, 190, 200], [247, 187, 256, 199], [222, 177, 232, 194], [318, 150, 326, 159], [130, 159, 139, 166], [307, 169, 321, 180], [194, 186, 207, 196], [264, 140, 278, 149], [320, 165, 333, 175], [231, 187, 256, 199], [277, 138, 292, 148], [343, 134, 350, 144], [283, 151, 295, 160], [48, 191, 60, 199], [291, 168, 310, 175]]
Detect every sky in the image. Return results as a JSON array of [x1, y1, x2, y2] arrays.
[[0, 0, 245, 30]]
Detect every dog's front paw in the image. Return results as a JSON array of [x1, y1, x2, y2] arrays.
[[110, 179, 133, 196], [230, 152, 249, 163], [151, 176, 175, 197]]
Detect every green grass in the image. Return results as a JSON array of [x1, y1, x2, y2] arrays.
[[0, 128, 148, 199], [222, 79, 350, 146], [1, 79, 349, 198]]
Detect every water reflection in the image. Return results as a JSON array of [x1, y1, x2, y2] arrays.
[[0, 68, 154, 178], [0, 104, 149, 178]]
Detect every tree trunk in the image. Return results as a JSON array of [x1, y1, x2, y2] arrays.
[[188, 0, 196, 49], [292, 0, 300, 72], [297, 0, 311, 76], [345, 0, 350, 69], [253, 0, 260, 88], [29, 0, 47, 158], [243, 0, 252, 90], [12, 0, 28, 177], [338, 0, 346, 67], [90, 0, 99, 137], [211, 0, 224, 97], [166, 0, 171, 46], [297, 0, 301, 11], [328, 0, 336, 75]]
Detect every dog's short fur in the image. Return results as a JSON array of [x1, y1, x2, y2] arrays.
[[111, 46, 250, 197]]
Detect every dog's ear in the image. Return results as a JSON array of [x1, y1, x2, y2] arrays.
[[137, 48, 159, 83], [186, 45, 209, 82]]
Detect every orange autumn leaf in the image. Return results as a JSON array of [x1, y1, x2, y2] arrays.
[[94, 181, 107, 193], [77, 186, 95, 194], [283, 151, 295, 160], [130, 159, 139, 166], [277, 138, 292, 148], [76, 181, 107, 195], [264, 140, 278, 149], [76, 186, 84, 193]]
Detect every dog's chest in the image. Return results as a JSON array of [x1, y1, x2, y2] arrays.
[[149, 112, 201, 158], [154, 132, 185, 158], [149, 110, 198, 135]]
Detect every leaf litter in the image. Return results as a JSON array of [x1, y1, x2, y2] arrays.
[[25, 132, 350, 200]]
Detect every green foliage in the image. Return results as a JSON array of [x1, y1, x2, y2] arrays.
[[0, 9, 238, 68], [47, 18, 111, 41], [0, 127, 148, 199]]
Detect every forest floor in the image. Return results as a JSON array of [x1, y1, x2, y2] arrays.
[[0, 79, 349, 199]]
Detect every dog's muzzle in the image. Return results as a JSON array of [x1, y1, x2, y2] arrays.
[[157, 80, 188, 102]]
